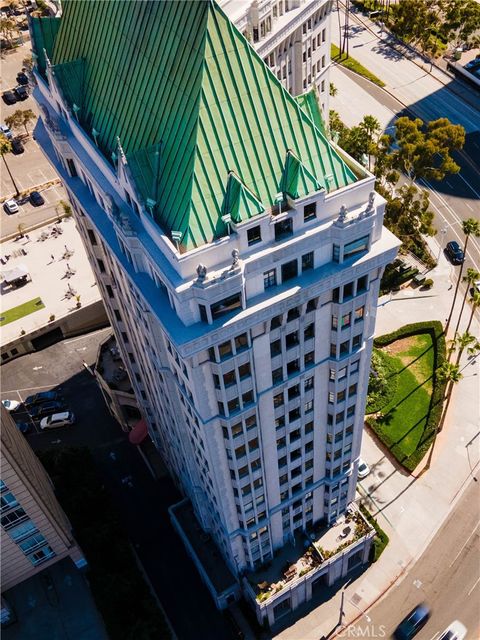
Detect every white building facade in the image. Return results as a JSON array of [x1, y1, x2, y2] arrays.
[[221, 0, 334, 113], [30, 0, 399, 624]]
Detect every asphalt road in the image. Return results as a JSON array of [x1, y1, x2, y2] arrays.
[[0, 330, 237, 640], [343, 479, 480, 639]]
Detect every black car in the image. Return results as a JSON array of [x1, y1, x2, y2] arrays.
[[24, 390, 62, 407], [393, 604, 431, 640], [445, 241, 464, 265], [11, 138, 24, 155], [16, 422, 32, 435], [2, 91, 17, 105], [29, 401, 67, 419], [14, 85, 29, 101], [29, 191, 45, 207], [16, 72, 29, 86]]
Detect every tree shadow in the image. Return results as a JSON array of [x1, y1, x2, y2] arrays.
[[386, 343, 434, 377]]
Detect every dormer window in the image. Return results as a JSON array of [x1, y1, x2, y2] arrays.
[[304, 202, 316, 222], [247, 225, 262, 246]]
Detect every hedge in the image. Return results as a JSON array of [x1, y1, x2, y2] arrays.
[[360, 505, 389, 562], [331, 44, 386, 87], [369, 321, 447, 471]]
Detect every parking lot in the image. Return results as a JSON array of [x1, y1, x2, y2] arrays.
[[1, 182, 67, 238]]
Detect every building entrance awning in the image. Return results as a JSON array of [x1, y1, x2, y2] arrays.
[[128, 418, 148, 445]]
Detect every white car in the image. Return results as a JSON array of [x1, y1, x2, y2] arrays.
[[40, 411, 75, 430], [3, 199, 19, 214], [2, 399, 21, 412], [0, 124, 13, 139], [357, 459, 370, 479], [439, 621, 467, 640]]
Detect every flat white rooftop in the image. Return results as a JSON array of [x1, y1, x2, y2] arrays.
[[0, 218, 100, 345]]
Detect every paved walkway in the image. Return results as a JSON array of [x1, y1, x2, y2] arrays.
[[274, 236, 480, 639]]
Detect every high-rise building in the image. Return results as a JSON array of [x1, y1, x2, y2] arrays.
[[221, 0, 333, 112], [0, 406, 85, 623], [30, 0, 399, 625]]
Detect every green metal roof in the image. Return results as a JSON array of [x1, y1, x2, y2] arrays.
[[30, 16, 61, 78], [294, 88, 326, 135], [37, 0, 358, 251]]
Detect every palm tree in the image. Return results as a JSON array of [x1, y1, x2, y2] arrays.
[[0, 133, 20, 197], [445, 218, 480, 333], [451, 331, 476, 366], [425, 361, 463, 470], [453, 268, 480, 339], [465, 291, 480, 336]]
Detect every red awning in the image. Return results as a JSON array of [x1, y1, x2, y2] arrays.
[[128, 418, 148, 445]]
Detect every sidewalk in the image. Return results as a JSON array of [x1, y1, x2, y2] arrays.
[[274, 238, 480, 639]]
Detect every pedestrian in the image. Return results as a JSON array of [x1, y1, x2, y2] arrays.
[[50, 254, 55, 263]]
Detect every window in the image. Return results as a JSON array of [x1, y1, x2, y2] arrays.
[[1, 492, 18, 513], [272, 367, 283, 384], [304, 323, 315, 340], [286, 331, 299, 349], [264, 269, 277, 289], [235, 333, 248, 352], [305, 351, 315, 367], [351, 360, 360, 374], [289, 407, 301, 422], [97, 258, 105, 273], [275, 416, 285, 429], [357, 275, 368, 293], [235, 445, 246, 459], [1, 507, 27, 529], [239, 362, 251, 379], [249, 438, 259, 452], [332, 287, 340, 303], [306, 298, 317, 312], [340, 340, 349, 356], [271, 340, 282, 357], [349, 383, 357, 397], [271, 315, 282, 329], [347, 405, 355, 418], [287, 307, 299, 322], [341, 313, 351, 329], [304, 202, 316, 221], [281, 259, 298, 282], [242, 390, 254, 406], [19, 533, 47, 554], [344, 235, 369, 261], [304, 377, 314, 391], [333, 244, 340, 263], [199, 304, 208, 323], [352, 334, 362, 350], [223, 370, 236, 387], [231, 422, 243, 438], [344, 282, 354, 299], [322, 27, 326, 42], [247, 225, 262, 245], [228, 398, 240, 413], [87, 229, 97, 245], [274, 393, 284, 408], [218, 402, 225, 416], [287, 359, 299, 375], [27, 545, 55, 566], [355, 306, 364, 322], [288, 384, 300, 400], [337, 390, 346, 403], [66, 158, 77, 177], [302, 252, 314, 272], [277, 437, 286, 450], [305, 400, 314, 413], [211, 293, 242, 320], [219, 341, 233, 359], [321, 55, 326, 68], [332, 315, 338, 330]]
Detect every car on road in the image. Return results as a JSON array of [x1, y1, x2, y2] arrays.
[[445, 241, 464, 265], [0, 124, 13, 139], [357, 459, 370, 479], [11, 138, 24, 154], [30, 401, 67, 419], [393, 604, 431, 640], [2, 90, 17, 105], [2, 399, 21, 412], [438, 620, 467, 640], [16, 72, 29, 86], [24, 390, 63, 407], [14, 85, 29, 101], [40, 411, 75, 430], [3, 199, 19, 214], [29, 191, 45, 207]]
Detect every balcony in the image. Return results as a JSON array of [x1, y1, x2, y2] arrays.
[[96, 335, 133, 394]]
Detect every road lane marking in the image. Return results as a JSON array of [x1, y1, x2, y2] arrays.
[[2, 384, 55, 394], [448, 521, 480, 567], [467, 576, 480, 596], [465, 203, 474, 211], [457, 171, 480, 200]]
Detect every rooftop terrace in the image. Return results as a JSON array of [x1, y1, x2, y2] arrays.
[[96, 335, 133, 394]]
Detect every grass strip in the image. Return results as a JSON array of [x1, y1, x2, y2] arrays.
[[359, 505, 389, 562], [0, 297, 45, 326], [331, 43, 386, 87]]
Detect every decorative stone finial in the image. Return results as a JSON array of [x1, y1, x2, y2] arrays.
[[231, 249, 239, 268], [196, 264, 207, 281], [339, 205, 348, 221]]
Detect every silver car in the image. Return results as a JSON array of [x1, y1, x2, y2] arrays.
[[40, 411, 75, 430]]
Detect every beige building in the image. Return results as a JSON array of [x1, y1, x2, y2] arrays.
[[0, 407, 85, 621]]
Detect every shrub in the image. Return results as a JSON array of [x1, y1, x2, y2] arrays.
[[423, 278, 434, 289], [366, 348, 399, 413], [360, 505, 389, 562]]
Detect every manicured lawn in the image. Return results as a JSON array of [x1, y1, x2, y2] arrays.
[[331, 43, 386, 87], [0, 297, 45, 326], [367, 333, 436, 464]]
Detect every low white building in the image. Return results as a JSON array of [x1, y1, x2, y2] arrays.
[[30, 0, 399, 625]]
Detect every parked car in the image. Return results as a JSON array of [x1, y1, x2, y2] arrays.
[[470, 280, 480, 297], [16, 71, 29, 86], [3, 199, 19, 214], [2, 90, 17, 105], [393, 604, 431, 640], [16, 422, 32, 435], [24, 390, 62, 407], [29, 190, 45, 207], [30, 401, 67, 419], [40, 411, 75, 430], [14, 85, 29, 101], [445, 241, 464, 265], [2, 399, 21, 412], [357, 459, 370, 479], [11, 138, 24, 154], [439, 620, 467, 640], [0, 124, 13, 139]]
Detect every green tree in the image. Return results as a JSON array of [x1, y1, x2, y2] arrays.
[[384, 183, 435, 239], [5, 109, 36, 136], [452, 267, 480, 338], [329, 82, 338, 97], [465, 291, 480, 336], [389, 117, 465, 183], [0, 133, 19, 196], [451, 331, 479, 365], [445, 218, 480, 331], [56, 199, 73, 219], [0, 17, 18, 46]]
